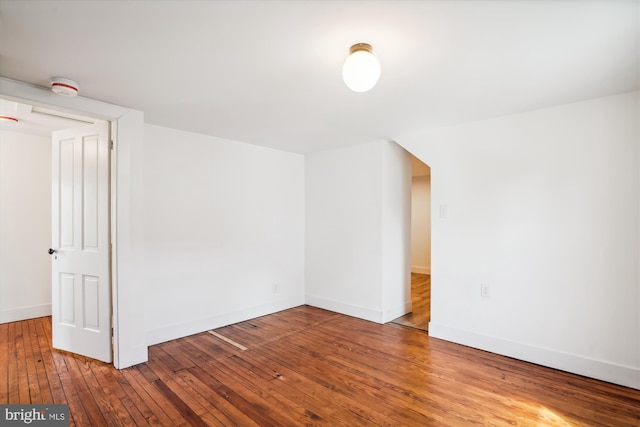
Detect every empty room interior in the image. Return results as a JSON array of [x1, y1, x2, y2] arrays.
[[1, 1, 639, 425]]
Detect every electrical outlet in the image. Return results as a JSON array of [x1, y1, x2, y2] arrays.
[[273, 284, 279, 293], [481, 283, 490, 298]]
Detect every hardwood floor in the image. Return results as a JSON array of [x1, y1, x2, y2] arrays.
[[2, 306, 640, 426], [391, 272, 430, 330]]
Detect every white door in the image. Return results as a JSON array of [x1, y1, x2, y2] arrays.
[[51, 122, 112, 363]]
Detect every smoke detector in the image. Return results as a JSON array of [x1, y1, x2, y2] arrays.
[[0, 116, 19, 125], [51, 77, 79, 97]]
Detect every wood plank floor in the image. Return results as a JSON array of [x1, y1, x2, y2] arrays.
[[391, 273, 430, 331], [2, 306, 640, 426]]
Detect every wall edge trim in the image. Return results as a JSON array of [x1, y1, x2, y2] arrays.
[[305, 294, 384, 324], [428, 322, 640, 390], [0, 304, 52, 324], [145, 297, 305, 346]]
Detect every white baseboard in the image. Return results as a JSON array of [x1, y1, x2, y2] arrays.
[[305, 294, 383, 324], [145, 296, 305, 346], [411, 266, 431, 274], [0, 304, 51, 324], [305, 295, 412, 324], [429, 322, 640, 390]]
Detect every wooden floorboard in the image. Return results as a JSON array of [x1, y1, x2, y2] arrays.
[[391, 272, 430, 330], [2, 307, 640, 426], [0, 322, 8, 404]]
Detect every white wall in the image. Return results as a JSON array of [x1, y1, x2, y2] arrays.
[[142, 124, 305, 345], [381, 142, 412, 321], [113, 110, 148, 368], [411, 175, 431, 274], [396, 91, 640, 389], [306, 140, 411, 323], [0, 130, 51, 323]]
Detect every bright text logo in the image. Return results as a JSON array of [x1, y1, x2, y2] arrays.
[[1, 405, 68, 426]]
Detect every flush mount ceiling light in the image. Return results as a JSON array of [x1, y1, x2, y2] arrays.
[[51, 77, 79, 97], [342, 43, 381, 93]]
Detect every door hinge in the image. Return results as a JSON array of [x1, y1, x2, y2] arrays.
[[110, 140, 114, 150]]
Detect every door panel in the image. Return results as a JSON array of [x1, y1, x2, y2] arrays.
[[83, 135, 99, 249], [59, 139, 75, 248], [59, 274, 75, 325], [52, 122, 112, 363]]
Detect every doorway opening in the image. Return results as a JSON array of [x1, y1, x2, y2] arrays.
[[1, 76, 149, 368], [392, 155, 431, 331], [0, 96, 113, 362]]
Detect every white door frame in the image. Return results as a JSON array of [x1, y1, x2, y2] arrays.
[[1, 77, 148, 368]]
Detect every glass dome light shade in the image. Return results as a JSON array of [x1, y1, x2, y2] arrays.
[[342, 44, 381, 92]]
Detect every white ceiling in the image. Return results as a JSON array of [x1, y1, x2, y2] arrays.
[[0, 0, 637, 153]]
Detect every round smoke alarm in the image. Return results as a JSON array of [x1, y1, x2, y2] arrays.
[[51, 77, 79, 96], [0, 116, 19, 124]]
